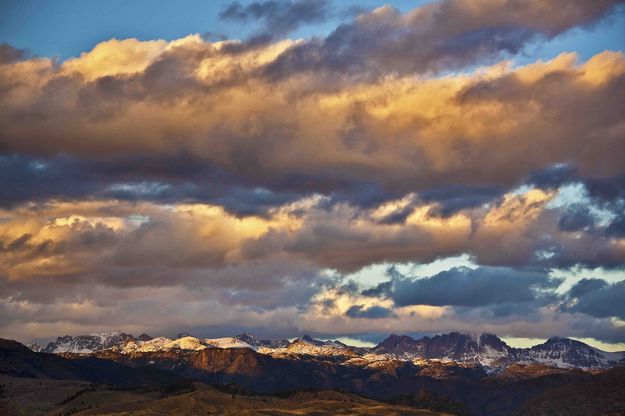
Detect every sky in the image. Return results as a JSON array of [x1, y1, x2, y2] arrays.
[[0, 0, 624, 351]]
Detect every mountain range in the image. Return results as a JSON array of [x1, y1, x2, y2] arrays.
[[29, 330, 625, 370], [373, 332, 625, 369], [4, 332, 625, 416]]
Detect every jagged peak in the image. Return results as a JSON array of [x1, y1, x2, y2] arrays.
[[137, 333, 153, 341], [294, 335, 335, 347], [380, 333, 417, 344], [27, 342, 44, 352], [54, 330, 131, 340], [428, 331, 479, 344], [31, 329, 622, 370]]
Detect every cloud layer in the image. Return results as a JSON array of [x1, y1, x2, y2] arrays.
[[0, 0, 624, 345]]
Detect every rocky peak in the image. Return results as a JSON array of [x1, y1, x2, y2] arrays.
[[236, 332, 258, 343], [373, 334, 423, 357], [43, 331, 136, 354], [236, 333, 290, 348], [301, 334, 317, 343], [296, 335, 332, 347], [479, 333, 508, 348], [137, 333, 153, 341], [26, 342, 44, 352], [516, 337, 624, 369]]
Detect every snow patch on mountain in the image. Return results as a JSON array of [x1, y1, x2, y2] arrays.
[[43, 331, 135, 354], [26, 342, 44, 352], [117, 335, 255, 353], [203, 337, 255, 349], [263, 335, 358, 357], [516, 337, 625, 369], [119, 336, 215, 353], [373, 333, 624, 369], [30, 330, 625, 370]]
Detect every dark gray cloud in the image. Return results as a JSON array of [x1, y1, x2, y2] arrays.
[[525, 165, 625, 203], [0, 154, 106, 207], [419, 185, 504, 217], [345, 304, 396, 319], [526, 164, 579, 189], [0, 43, 27, 64], [558, 205, 595, 232], [605, 215, 625, 237], [220, 0, 330, 40], [265, 0, 624, 79], [368, 266, 562, 308], [584, 175, 625, 202], [0, 154, 300, 216], [563, 278, 625, 320]]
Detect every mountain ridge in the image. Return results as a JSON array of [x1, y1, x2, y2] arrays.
[[27, 330, 625, 370], [373, 331, 625, 369], [3, 336, 625, 416]]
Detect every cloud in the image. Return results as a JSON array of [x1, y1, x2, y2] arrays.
[[0, 43, 27, 64], [0, 0, 624, 346], [418, 185, 504, 217], [563, 278, 625, 320], [0, 200, 310, 288], [242, 188, 625, 272], [265, 0, 624, 78], [1, 186, 623, 303], [220, 0, 330, 40], [345, 304, 397, 319], [1, 45, 624, 207], [605, 214, 625, 237], [558, 205, 596, 232], [1, 196, 623, 344], [527, 164, 579, 189], [368, 266, 561, 308], [0, 154, 302, 216], [62, 38, 169, 81]]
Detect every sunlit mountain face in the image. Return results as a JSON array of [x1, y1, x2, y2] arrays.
[[0, 0, 625, 353]]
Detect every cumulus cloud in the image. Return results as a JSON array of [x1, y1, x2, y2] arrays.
[[1, 183, 624, 343], [0, 0, 624, 345], [242, 188, 625, 272], [1, 45, 624, 206], [1, 186, 622, 292], [0, 200, 314, 287], [265, 0, 624, 78]]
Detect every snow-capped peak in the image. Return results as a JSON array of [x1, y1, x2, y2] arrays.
[[42, 331, 135, 354], [118, 336, 215, 353], [203, 337, 255, 349], [110, 335, 255, 354], [26, 342, 43, 352], [261, 335, 357, 357]]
